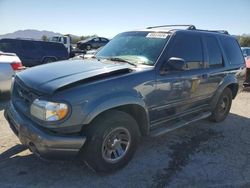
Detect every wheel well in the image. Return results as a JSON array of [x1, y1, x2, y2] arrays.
[[43, 56, 57, 62], [90, 104, 149, 136], [227, 83, 238, 99], [113, 105, 149, 136]]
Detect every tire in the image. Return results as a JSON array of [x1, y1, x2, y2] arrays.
[[80, 110, 140, 173], [209, 88, 232, 122], [86, 44, 92, 51], [43, 57, 55, 64]]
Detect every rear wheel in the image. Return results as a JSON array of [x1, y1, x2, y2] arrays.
[[86, 44, 92, 51], [43, 57, 56, 64], [80, 110, 140, 173], [209, 88, 232, 122]]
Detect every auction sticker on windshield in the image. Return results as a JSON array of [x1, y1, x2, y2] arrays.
[[146, 33, 168, 38]]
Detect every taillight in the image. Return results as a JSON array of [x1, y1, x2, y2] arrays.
[[11, 61, 23, 71]]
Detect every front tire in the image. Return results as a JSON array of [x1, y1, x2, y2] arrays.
[[80, 110, 140, 173], [209, 88, 232, 122]]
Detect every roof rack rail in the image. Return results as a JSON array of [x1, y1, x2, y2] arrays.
[[193, 29, 229, 35], [146, 24, 196, 30], [209, 30, 229, 35]]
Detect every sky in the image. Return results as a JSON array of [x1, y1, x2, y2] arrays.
[[0, 0, 249, 38]]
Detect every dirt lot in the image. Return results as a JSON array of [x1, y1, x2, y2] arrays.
[[0, 91, 250, 188]]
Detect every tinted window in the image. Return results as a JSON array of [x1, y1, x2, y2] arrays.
[[93, 38, 100, 42], [168, 33, 203, 69], [247, 49, 250, 56], [101, 38, 108, 42], [221, 37, 244, 65], [0, 41, 15, 52], [205, 36, 223, 68], [21, 41, 36, 50], [63, 37, 67, 44]]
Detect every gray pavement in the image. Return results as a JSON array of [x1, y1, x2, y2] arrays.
[[0, 92, 250, 188]]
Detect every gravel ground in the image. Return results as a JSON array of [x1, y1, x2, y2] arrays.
[[0, 91, 250, 188]]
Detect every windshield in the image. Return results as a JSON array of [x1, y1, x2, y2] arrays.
[[51, 37, 60, 42], [96, 31, 169, 65]]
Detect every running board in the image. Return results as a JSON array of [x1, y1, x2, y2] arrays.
[[149, 112, 211, 137]]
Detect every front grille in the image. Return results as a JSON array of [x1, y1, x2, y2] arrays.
[[12, 77, 39, 115]]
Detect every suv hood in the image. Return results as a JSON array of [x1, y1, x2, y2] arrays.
[[17, 59, 134, 94]]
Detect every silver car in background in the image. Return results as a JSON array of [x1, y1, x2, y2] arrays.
[[0, 51, 23, 100]]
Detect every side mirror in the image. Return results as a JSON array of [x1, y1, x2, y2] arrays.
[[166, 57, 186, 71]]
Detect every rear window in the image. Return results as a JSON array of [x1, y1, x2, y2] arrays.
[[221, 37, 244, 65]]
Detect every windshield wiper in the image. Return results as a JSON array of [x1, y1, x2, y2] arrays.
[[106, 57, 137, 67]]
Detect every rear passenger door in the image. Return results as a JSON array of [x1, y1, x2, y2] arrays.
[[202, 35, 226, 96]]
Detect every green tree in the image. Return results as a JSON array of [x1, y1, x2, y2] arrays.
[[71, 36, 80, 44], [239, 36, 250, 47], [41, 35, 48, 41]]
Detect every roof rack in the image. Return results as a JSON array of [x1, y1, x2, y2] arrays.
[[146, 24, 196, 30], [146, 25, 229, 35], [206, 30, 229, 35]]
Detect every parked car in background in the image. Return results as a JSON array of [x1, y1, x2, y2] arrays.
[[0, 51, 23, 100], [242, 47, 250, 86], [0, 38, 69, 67], [77, 37, 109, 51], [4, 25, 245, 173], [49, 35, 72, 53], [244, 58, 250, 86], [242, 47, 250, 59]]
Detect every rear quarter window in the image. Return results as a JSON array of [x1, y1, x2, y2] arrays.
[[220, 37, 244, 65], [0, 41, 15, 52]]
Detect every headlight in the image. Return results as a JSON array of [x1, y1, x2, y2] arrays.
[[30, 99, 69, 121]]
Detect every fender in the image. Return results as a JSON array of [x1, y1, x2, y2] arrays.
[[81, 94, 150, 132], [210, 74, 238, 111]]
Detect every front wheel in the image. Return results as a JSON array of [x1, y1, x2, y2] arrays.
[[209, 88, 232, 122], [80, 110, 140, 173]]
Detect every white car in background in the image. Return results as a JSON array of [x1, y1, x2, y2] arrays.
[[0, 51, 23, 100]]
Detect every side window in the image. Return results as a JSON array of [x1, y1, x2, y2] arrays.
[[0, 41, 14, 52], [21, 41, 36, 50], [205, 36, 223, 68], [101, 38, 108, 42], [242, 49, 246, 56], [220, 37, 245, 65], [63, 37, 67, 44], [247, 49, 250, 56], [93, 38, 100, 42], [168, 33, 203, 70]]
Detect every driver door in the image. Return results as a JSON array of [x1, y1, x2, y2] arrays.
[[150, 32, 209, 127]]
